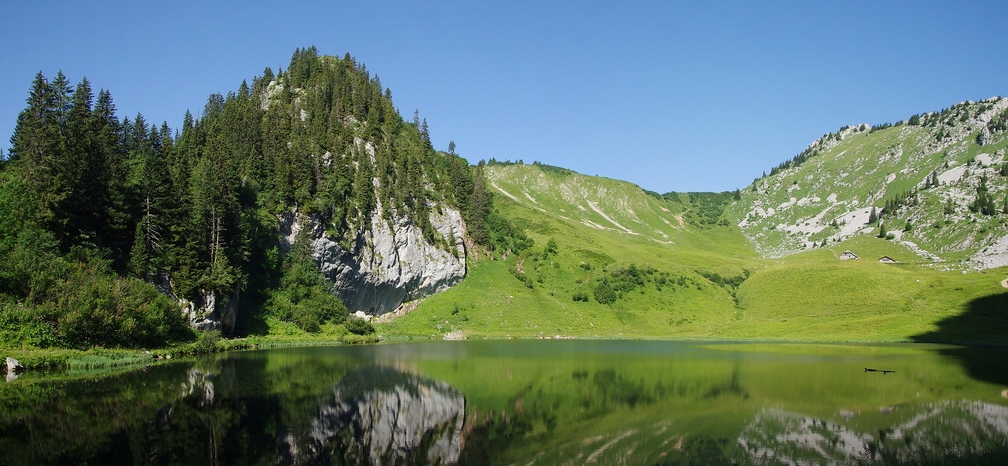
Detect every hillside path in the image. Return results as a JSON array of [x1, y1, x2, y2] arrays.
[[1002, 277, 1008, 289]]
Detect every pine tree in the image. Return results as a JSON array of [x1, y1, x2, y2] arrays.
[[62, 78, 97, 240], [868, 207, 878, 224], [9, 73, 59, 220], [467, 161, 491, 245], [91, 88, 133, 266], [420, 118, 430, 148], [50, 71, 73, 121]]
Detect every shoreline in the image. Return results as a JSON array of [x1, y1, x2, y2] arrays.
[[7, 332, 1003, 374]]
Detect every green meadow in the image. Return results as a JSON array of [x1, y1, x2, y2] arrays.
[[381, 163, 1008, 345]]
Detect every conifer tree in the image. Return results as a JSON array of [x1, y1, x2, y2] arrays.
[[467, 161, 491, 245], [9, 73, 59, 222]]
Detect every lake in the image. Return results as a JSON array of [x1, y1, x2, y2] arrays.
[[1, 340, 1006, 465]]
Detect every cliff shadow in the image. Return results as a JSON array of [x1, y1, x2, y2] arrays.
[[911, 291, 1008, 386]]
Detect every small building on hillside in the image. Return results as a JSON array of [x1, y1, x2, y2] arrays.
[[839, 250, 859, 260], [878, 256, 898, 264]]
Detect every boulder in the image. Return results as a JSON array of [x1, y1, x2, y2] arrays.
[[5, 357, 23, 373], [977, 126, 990, 146]]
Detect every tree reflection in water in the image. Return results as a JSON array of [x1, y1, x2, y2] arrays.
[[0, 342, 1007, 465]]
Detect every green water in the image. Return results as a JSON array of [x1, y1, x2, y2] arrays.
[[1, 341, 1006, 465]]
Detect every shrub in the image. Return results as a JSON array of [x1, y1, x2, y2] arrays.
[[265, 254, 348, 332], [345, 316, 375, 335], [594, 281, 616, 305], [0, 301, 59, 348], [193, 330, 222, 354], [544, 238, 559, 256]]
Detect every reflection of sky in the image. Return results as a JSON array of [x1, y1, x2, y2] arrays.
[[6, 341, 1007, 464]]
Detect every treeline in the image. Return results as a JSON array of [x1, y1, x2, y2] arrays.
[[1, 71, 191, 348], [0, 47, 521, 348]]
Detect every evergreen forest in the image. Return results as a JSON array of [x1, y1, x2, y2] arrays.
[[0, 47, 521, 350]]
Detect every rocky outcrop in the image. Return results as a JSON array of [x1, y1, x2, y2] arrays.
[[161, 195, 464, 331], [156, 275, 239, 334], [280, 204, 466, 316], [182, 290, 239, 333], [978, 126, 990, 146]]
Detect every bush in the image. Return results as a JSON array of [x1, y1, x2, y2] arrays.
[[593, 281, 616, 305], [0, 301, 59, 348], [345, 316, 375, 335], [572, 291, 590, 302], [193, 330, 222, 354], [265, 254, 348, 333], [544, 238, 559, 256], [342, 333, 380, 345]]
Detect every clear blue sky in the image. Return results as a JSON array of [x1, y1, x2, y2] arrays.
[[2, 1, 1006, 192]]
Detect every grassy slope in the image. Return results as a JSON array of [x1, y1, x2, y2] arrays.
[[731, 98, 1008, 265], [381, 164, 1008, 344]]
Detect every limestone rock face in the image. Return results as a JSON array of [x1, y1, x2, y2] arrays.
[[156, 275, 238, 334], [180, 289, 239, 334], [280, 205, 466, 316]]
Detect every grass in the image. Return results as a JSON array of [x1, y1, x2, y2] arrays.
[[732, 99, 1008, 263], [380, 163, 1008, 346], [15, 113, 1008, 364], [0, 317, 380, 371]]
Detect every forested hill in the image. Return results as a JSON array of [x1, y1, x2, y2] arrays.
[[0, 47, 516, 349]]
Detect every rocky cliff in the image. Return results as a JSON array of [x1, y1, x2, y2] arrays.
[[280, 203, 466, 317]]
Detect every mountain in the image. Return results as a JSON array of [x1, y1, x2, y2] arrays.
[[0, 47, 523, 348], [383, 102, 1008, 343], [732, 97, 1008, 269], [2, 48, 1006, 349]]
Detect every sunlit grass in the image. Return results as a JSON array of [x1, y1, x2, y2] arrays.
[[380, 163, 1008, 345]]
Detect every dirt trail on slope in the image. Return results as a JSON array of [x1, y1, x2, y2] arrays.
[[1001, 277, 1008, 289]]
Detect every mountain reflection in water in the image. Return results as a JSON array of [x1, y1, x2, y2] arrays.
[[0, 341, 1006, 465], [281, 365, 465, 465], [736, 401, 1008, 465]]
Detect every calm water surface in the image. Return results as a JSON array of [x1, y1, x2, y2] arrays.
[[1, 340, 1007, 465]]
